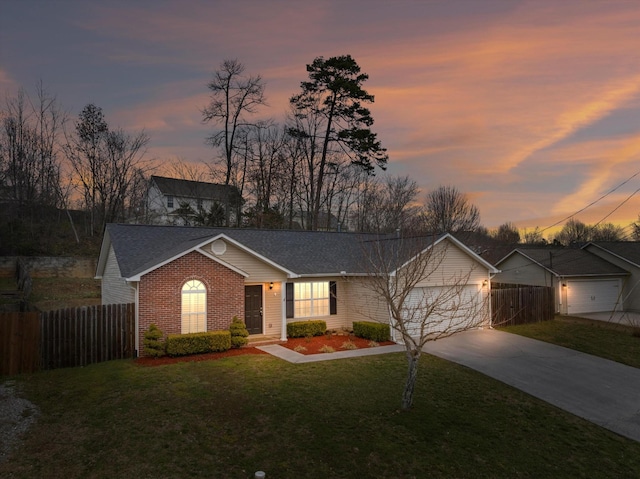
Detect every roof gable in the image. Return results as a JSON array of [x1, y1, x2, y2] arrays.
[[585, 242, 640, 269], [497, 247, 629, 277]]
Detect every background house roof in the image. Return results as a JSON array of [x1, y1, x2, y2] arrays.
[[104, 224, 476, 279], [587, 242, 640, 268], [151, 176, 241, 203], [499, 247, 629, 277]]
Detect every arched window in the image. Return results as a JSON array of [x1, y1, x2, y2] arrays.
[[181, 280, 206, 334]]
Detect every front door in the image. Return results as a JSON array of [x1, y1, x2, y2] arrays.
[[244, 285, 263, 335]]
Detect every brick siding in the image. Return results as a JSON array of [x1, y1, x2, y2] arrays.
[[138, 251, 245, 356]]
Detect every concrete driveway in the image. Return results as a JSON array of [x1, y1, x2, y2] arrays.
[[423, 329, 640, 443]]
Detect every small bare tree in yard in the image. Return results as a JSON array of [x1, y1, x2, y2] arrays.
[[357, 235, 490, 410]]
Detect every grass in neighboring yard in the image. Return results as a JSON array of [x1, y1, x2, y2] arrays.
[[2, 353, 640, 478], [0, 277, 20, 307], [500, 316, 640, 368], [28, 277, 101, 311]]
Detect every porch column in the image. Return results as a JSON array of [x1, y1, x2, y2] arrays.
[[280, 281, 287, 341]]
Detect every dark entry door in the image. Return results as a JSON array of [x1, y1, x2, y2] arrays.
[[244, 285, 263, 335]]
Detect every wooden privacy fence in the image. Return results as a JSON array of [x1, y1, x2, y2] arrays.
[[0, 312, 40, 376], [1, 303, 135, 375], [491, 283, 555, 327]]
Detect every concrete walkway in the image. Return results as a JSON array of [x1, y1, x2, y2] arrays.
[[259, 330, 640, 442], [257, 343, 404, 363]]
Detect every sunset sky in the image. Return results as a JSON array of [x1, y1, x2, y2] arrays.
[[2, 0, 640, 234]]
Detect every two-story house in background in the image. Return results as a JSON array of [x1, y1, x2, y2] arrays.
[[146, 175, 242, 226]]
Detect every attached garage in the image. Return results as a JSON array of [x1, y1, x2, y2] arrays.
[[402, 284, 488, 338], [566, 279, 622, 315]]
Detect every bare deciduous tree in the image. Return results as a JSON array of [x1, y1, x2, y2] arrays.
[[202, 59, 267, 187], [165, 157, 210, 183], [352, 175, 420, 233], [422, 185, 480, 236], [64, 103, 151, 235], [0, 83, 65, 211], [632, 215, 640, 241], [492, 221, 521, 244], [591, 222, 624, 242], [355, 234, 491, 410], [553, 218, 591, 245], [522, 226, 546, 245]]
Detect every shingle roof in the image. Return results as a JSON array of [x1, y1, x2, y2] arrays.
[[502, 247, 629, 277], [151, 176, 240, 202], [104, 224, 468, 279], [588, 242, 640, 268]]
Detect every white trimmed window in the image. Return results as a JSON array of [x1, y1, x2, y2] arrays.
[[181, 280, 206, 333], [294, 282, 330, 318]]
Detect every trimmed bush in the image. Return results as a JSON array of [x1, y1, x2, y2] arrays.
[[165, 331, 231, 357], [287, 320, 326, 338], [143, 323, 165, 358], [229, 316, 249, 348], [353, 321, 390, 342]]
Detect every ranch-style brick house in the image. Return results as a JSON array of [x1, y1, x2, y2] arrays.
[[96, 224, 499, 356]]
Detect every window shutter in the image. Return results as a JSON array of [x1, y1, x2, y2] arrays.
[[330, 281, 337, 315], [286, 282, 294, 318]]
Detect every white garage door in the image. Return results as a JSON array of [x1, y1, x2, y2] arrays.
[[402, 285, 486, 338], [567, 279, 621, 315]]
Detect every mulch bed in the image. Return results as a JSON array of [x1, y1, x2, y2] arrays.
[[281, 334, 395, 355], [135, 334, 395, 366]]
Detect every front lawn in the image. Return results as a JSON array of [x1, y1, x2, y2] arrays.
[[2, 353, 639, 478], [500, 316, 640, 368]]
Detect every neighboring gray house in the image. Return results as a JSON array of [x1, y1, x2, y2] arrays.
[[494, 247, 629, 315], [146, 175, 242, 226], [96, 224, 498, 356], [583, 242, 640, 313]]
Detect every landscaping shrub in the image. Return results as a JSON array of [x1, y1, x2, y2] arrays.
[[143, 323, 165, 358], [287, 320, 326, 338], [229, 316, 249, 348], [353, 321, 390, 342], [165, 331, 231, 357]]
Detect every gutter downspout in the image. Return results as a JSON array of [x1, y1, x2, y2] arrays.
[[128, 281, 139, 357]]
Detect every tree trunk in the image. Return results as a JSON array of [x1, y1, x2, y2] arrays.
[[402, 348, 421, 410]]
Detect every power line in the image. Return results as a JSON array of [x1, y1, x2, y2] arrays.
[[538, 168, 640, 236]]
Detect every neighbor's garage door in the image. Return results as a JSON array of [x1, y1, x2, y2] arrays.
[[566, 279, 621, 315], [403, 285, 486, 338]]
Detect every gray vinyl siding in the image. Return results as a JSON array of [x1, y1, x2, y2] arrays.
[[344, 278, 390, 327], [206, 240, 287, 283], [412, 241, 490, 288], [495, 253, 556, 287], [262, 282, 283, 338], [102, 246, 135, 305]]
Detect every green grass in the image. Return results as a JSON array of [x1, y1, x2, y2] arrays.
[[500, 316, 640, 368], [2, 353, 640, 478], [28, 277, 101, 311]]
